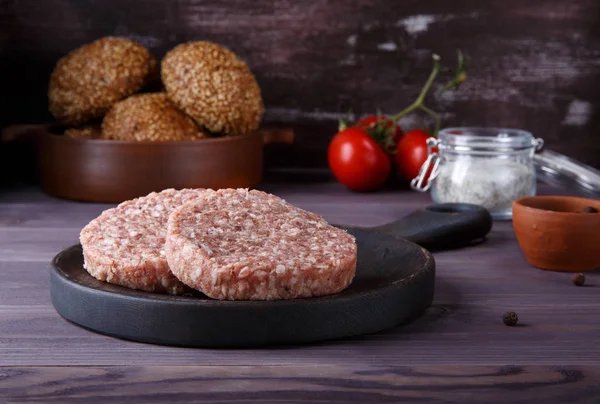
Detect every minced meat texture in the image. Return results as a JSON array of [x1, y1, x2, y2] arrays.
[[166, 189, 357, 300]]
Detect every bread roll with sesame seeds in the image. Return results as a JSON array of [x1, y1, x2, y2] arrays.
[[64, 125, 102, 140], [161, 41, 264, 137], [49, 37, 156, 126], [102, 93, 206, 142]]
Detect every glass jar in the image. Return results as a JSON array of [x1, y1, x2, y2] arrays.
[[411, 127, 544, 220]]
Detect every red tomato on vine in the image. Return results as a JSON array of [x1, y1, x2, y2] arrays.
[[328, 127, 391, 192]]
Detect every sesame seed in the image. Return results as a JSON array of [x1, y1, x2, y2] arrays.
[[49, 36, 157, 126], [102, 93, 206, 141], [161, 41, 264, 136], [64, 126, 102, 139]]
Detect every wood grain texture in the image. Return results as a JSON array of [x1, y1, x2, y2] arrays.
[[0, 0, 599, 188], [1, 182, 600, 399], [1, 182, 600, 376], [1, 365, 600, 403]]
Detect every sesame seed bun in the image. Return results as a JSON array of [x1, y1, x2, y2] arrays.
[[102, 93, 206, 142], [49, 37, 157, 125], [161, 41, 264, 136], [64, 126, 102, 140]]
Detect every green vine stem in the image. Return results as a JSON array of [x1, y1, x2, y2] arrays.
[[419, 104, 442, 135], [383, 51, 466, 137], [388, 54, 441, 126], [343, 50, 466, 149]]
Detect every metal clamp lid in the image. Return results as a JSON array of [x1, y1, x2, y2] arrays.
[[532, 137, 544, 151], [410, 137, 441, 192]]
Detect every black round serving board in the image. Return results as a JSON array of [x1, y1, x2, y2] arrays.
[[50, 203, 492, 348], [51, 229, 434, 348]]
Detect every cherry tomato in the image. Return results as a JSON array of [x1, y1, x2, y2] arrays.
[[356, 115, 404, 147], [328, 127, 391, 192], [394, 129, 435, 182]]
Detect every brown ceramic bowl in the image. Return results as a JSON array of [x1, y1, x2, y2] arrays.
[[512, 195, 600, 272], [2, 124, 293, 203]]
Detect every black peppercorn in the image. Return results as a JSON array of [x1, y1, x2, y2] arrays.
[[503, 311, 519, 326], [582, 206, 598, 213], [572, 273, 586, 286]]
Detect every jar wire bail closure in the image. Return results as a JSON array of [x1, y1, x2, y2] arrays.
[[411, 137, 441, 192]]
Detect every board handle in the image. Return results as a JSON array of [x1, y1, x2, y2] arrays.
[[374, 203, 493, 249]]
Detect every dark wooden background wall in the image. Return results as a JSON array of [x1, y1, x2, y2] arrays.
[[0, 0, 599, 183]]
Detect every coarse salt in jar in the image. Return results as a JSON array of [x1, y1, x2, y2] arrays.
[[411, 127, 544, 220]]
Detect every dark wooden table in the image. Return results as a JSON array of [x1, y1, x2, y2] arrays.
[[1, 181, 599, 403]]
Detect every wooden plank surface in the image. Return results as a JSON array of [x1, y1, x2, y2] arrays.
[[1, 182, 599, 401], [1, 365, 599, 403], [1, 0, 600, 183]]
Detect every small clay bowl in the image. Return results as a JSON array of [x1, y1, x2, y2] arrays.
[[512, 195, 600, 272]]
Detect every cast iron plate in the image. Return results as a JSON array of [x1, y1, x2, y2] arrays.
[[50, 227, 435, 348]]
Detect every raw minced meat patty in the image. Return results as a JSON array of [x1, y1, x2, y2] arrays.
[[165, 189, 357, 300], [80, 188, 205, 294]]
